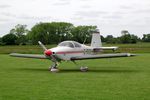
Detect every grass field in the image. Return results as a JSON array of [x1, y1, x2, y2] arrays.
[[0, 42, 150, 54], [0, 43, 150, 100], [0, 53, 150, 100]]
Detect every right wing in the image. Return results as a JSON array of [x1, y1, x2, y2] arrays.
[[10, 53, 47, 59], [71, 53, 136, 60]]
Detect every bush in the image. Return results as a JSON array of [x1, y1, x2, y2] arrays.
[[2, 34, 18, 45]]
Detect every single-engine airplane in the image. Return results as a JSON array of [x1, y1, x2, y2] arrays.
[[10, 29, 136, 72]]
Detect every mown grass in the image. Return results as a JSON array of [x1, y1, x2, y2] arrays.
[[0, 44, 56, 54], [104, 42, 150, 53], [0, 42, 150, 54], [0, 53, 150, 100], [0, 43, 150, 100]]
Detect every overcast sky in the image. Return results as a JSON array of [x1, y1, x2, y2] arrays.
[[0, 0, 150, 37]]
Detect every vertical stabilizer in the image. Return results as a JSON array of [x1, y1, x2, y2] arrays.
[[91, 29, 102, 47]]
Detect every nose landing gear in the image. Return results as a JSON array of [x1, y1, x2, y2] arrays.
[[49, 62, 59, 72]]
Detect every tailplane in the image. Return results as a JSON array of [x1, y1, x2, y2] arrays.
[[91, 29, 118, 51]]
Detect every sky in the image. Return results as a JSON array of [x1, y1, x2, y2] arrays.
[[0, 0, 150, 37]]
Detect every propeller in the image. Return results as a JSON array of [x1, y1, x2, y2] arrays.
[[38, 41, 56, 62], [38, 41, 47, 51]]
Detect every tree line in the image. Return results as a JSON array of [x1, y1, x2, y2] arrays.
[[0, 22, 150, 45]]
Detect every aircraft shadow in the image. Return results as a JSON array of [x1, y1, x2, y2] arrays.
[[60, 69, 140, 73], [13, 67, 140, 73], [14, 68, 48, 72]]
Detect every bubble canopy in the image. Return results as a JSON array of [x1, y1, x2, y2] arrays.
[[58, 41, 82, 48]]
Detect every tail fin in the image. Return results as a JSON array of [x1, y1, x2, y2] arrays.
[[91, 29, 102, 47]]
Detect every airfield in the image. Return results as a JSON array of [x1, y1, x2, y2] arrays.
[[0, 43, 150, 100]]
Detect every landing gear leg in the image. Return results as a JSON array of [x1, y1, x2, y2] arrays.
[[49, 62, 59, 72], [72, 61, 88, 72]]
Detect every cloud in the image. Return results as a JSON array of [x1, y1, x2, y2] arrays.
[[103, 15, 123, 19], [80, 5, 92, 9], [0, 0, 149, 37], [119, 5, 133, 10], [79, 0, 92, 1], [53, 0, 71, 6], [1, 12, 52, 21], [0, 4, 11, 8], [0, 18, 10, 22], [75, 11, 108, 18], [1, 12, 16, 18], [19, 15, 52, 20], [134, 9, 150, 13]]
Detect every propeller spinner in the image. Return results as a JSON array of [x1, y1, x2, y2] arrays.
[[44, 50, 52, 56]]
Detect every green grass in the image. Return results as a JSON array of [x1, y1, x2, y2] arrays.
[[103, 42, 150, 53], [0, 44, 56, 54], [0, 54, 150, 100], [0, 42, 150, 54]]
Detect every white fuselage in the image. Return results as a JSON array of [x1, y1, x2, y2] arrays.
[[50, 44, 94, 60]]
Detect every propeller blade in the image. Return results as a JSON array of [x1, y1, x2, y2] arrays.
[[38, 41, 47, 51], [38, 41, 57, 62]]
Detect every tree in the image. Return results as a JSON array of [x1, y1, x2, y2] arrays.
[[130, 34, 138, 43], [10, 24, 28, 37], [15, 35, 27, 45], [105, 35, 116, 44], [50, 22, 74, 42], [0, 37, 2, 42], [71, 26, 97, 43], [142, 34, 150, 42], [27, 22, 74, 44], [120, 34, 138, 44], [2, 34, 18, 45], [121, 30, 129, 35], [9, 24, 28, 45], [0, 37, 2, 45], [100, 35, 106, 42]]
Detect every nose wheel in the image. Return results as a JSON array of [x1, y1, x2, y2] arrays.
[[49, 62, 59, 72]]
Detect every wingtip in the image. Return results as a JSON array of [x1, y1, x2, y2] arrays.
[[130, 54, 137, 56], [9, 53, 17, 56], [126, 53, 137, 57]]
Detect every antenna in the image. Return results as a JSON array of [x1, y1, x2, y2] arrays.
[[83, 35, 88, 44]]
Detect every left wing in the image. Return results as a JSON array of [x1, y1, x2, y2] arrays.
[[71, 53, 136, 60], [10, 53, 47, 59]]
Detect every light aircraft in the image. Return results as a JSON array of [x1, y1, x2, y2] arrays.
[[10, 29, 136, 72]]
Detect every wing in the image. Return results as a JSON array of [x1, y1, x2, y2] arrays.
[[71, 53, 136, 60], [10, 53, 47, 59]]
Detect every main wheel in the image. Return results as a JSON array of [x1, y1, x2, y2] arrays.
[[80, 67, 88, 72], [50, 68, 59, 72], [51, 68, 59, 72]]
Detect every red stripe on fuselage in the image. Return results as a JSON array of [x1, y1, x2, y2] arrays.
[[56, 51, 84, 54]]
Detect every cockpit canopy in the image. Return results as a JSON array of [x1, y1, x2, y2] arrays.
[[58, 41, 82, 48]]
